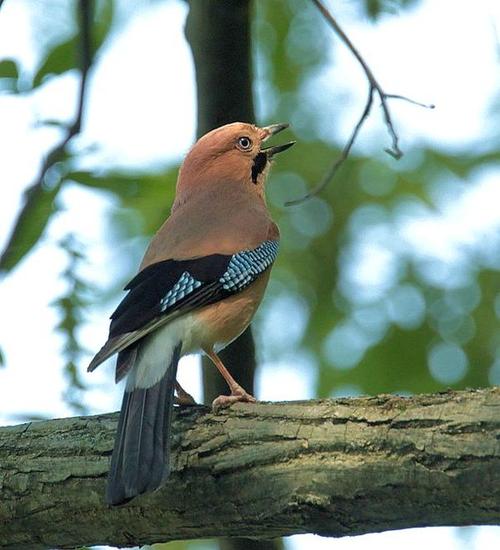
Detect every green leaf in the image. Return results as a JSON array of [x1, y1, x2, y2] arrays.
[[32, 37, 77, 88], [0, 59, 20, 93], [361, 0, 421, 19], [0, 182, 62, 273], [0, 59, 19, 79], [68, 168, 178, 235], [94, 0, 115, 50], [31, 1, 115, 89], [68, 170, 142, 197]]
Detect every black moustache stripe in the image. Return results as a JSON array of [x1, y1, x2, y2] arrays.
[[251, 152, 268, 184]]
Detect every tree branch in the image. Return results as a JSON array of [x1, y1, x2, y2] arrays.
[[286, 0, 434, 206], [1, 388, 499, 549], [287, 86, 374, 206]]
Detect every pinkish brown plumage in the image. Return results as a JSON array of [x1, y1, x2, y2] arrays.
[[88, 122, 294, 505]]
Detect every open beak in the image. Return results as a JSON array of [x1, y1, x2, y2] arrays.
[[261, 123, 296, 158]]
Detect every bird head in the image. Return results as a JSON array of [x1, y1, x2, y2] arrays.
[[176, 122, 295, 203]]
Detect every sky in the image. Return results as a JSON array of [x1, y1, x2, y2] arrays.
[[0, 0, 499, 549]]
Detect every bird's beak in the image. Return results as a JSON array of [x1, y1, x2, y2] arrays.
[[260, 123, 296, 158], [261, 123, 289, 140]]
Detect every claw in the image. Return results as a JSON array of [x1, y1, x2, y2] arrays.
[[212, 386, 256, 412]]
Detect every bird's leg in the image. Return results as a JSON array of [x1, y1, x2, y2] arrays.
[[174, 380, 197, 406], [205, 349, 256, 410]]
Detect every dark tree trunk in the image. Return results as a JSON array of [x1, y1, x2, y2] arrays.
[[184, 3, 271, 548], [184, 0, 257, 414]]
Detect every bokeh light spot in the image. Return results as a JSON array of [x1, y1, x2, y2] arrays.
[[489, 358, 500, 386], [428, 342, 468, 384], [323, 321, 368, 370], [386, 284, 426, 330]]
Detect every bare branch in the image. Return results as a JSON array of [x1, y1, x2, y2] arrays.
[[1, 388, 499, 548], [286, 87, 374, 206], [312, 0, 404, 158], [288, 0, 433, 205], [384, 94, 435, 109], [0, 0, 93, 271]]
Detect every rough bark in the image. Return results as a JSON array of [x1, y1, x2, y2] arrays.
[[1, 388, 499, 549]]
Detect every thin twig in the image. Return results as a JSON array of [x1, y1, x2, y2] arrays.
[[288, 0, 434, 206], [384, 94, 435, 109], [41, 0, 92, 166], [0, 0, 93, 270], [286, 87, 374, 206]]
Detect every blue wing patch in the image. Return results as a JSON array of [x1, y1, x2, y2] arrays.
[[160, 271, 202, 311], [220, 240, 279, 291], [161, 240, 279, 310], [109, 240, 279, 337]]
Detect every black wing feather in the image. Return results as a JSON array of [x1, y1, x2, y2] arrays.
[[88, 241, 279, 373], [109, 254, 231, 338]]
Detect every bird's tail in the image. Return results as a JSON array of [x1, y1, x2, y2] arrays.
[[106, 342, 182, 506]]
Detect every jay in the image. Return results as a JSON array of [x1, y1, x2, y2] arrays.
[[88, 122, 294, 506]]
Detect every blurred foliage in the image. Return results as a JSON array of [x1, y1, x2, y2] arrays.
[[32, 1, 113, 88], [0, 58, 19, 92], [0, 176, 63, 273], [52, 234, 92, 413], [33, 36, 79, 88], [251, 0, 500, 398], [0, 0, 109, 273], [360, 0, 420, 19], [67, 168, 178, 234], [1, 0, 499, 424]]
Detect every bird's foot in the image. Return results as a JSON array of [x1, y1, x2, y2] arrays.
[[212, 386, 256, 412]]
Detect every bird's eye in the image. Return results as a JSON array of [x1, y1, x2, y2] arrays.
[[237, 136, 253, 150]]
